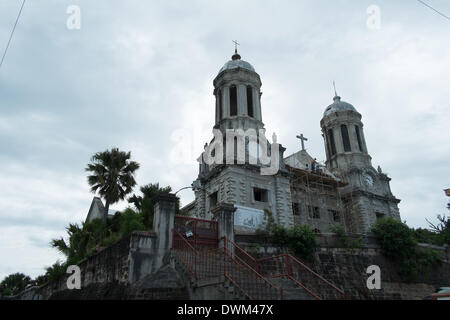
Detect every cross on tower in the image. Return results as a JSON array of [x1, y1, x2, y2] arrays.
[[232, 40, 240, 53], [296, 134, 308, 151]]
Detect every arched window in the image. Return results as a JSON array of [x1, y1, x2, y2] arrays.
[[341, 125, 351, 152], [247, 86, 254, 117], [218, 89, 223, 120], [355, 125, 363, 152], [328, 129, 337, 155], [230, 85, 237, 116]]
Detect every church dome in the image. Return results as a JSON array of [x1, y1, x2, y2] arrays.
[[323, 96, 358, 117], [218, 50, 255, 74]]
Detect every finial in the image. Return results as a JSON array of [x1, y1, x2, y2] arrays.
[[333, 80, 341, 101], [232, 40, 241, 60]]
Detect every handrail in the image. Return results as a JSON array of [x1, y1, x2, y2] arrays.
[[224, 245, 282, 291], [259, 253, 344, 295], [287, 254, 345, 296], [172, 229, 198, 279], [173, 229, 198, 253], [257, 253, 346, 299], [173, 231, 343, 300], [223, 237, 283, 300], [226, 237, 259, 272], [286, 274, 321, 300]]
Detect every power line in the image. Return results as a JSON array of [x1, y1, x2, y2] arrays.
[[416, 0, 450, 21], [0, 0, 26, 70]]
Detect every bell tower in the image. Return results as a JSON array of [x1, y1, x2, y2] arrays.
[[213, 48, 264, 132], [320, 93, 401, 233], [191, 47, 293, 229]]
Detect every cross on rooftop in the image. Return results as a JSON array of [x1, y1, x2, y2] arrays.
[[232, 40, 240, 52], [296, 134, 308, 151]]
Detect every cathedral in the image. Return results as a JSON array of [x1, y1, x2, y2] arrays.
[[182, 49, 401, 235]]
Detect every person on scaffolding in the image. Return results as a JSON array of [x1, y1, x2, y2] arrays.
[[311, 158, 317, 173]]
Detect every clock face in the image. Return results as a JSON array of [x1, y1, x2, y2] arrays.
[[363, 174, 374, 187]]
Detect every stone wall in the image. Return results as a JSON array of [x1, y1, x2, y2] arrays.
[[38, 232, 136, 299], [236, 234, 450, 300]]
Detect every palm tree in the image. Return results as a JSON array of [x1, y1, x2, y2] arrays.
[[85, 148, 140, 221], [128, 183, 173, 227]]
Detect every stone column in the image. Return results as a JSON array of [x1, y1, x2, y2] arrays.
[[237, 84, 247, 116], [215, 92, 220, 124], [153, 193, 178, 268], [334, 126, 344, 154], [211, 203, 236, 244], [223, 86, 230, 118], [253, 87, 260, 120]]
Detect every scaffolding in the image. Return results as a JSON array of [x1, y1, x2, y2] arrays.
[[287, 165, 356, 234]]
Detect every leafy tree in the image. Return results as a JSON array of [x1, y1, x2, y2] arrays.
[[413, 227, 441, 245], [0, 273, 32, 296], [50, 219, 108, 265], [372, 217, 442, 281], [44, 261, 67, 283], [119, 208, 146, 236], [371, 217, 417, 260], [86, 148, 140, 221], [128, 183, 175, 228], [32, 274, 49, 287], [426, 214, 450, 245]]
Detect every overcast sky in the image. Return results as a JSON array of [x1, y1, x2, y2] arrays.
[[0, 0, 449, 280]]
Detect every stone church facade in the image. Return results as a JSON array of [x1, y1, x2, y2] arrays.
[[183, 50, 401, 235]]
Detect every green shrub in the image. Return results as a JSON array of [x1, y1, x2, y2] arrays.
[[371, 217, 417, 260], [286, 225, 317, 262], [120, 208, 146, 236], [256, 209, 317, 262], [329, 225, 364, 252], [371, 217, 442, 281]]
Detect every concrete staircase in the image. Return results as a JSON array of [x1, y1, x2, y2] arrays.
[[172, 246, 282, 300], [267, 277, 315, 300]]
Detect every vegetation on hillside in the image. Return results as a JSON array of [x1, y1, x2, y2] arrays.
[[0, 149, 182, 296], [371, 217, 443, 281], [257, 209, 317, 262]]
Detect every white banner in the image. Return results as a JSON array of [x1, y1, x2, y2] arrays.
[[234, 205, 265, 230]]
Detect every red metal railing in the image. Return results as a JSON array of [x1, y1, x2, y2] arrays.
[[172, 229, 199, 278], [172, 231, 283, 300], [257, 254, 346, 300], [172, 215, 344, 300], [173, 215, 219, 250], [223, 237, 283, 300]]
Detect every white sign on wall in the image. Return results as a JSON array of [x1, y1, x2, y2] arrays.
[[234, 205, 265, 230]]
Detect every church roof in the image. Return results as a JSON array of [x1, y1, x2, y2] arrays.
[[323, 96, 358, 117], [218, 49, 255, 74], [219, 59, 255, 74]]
